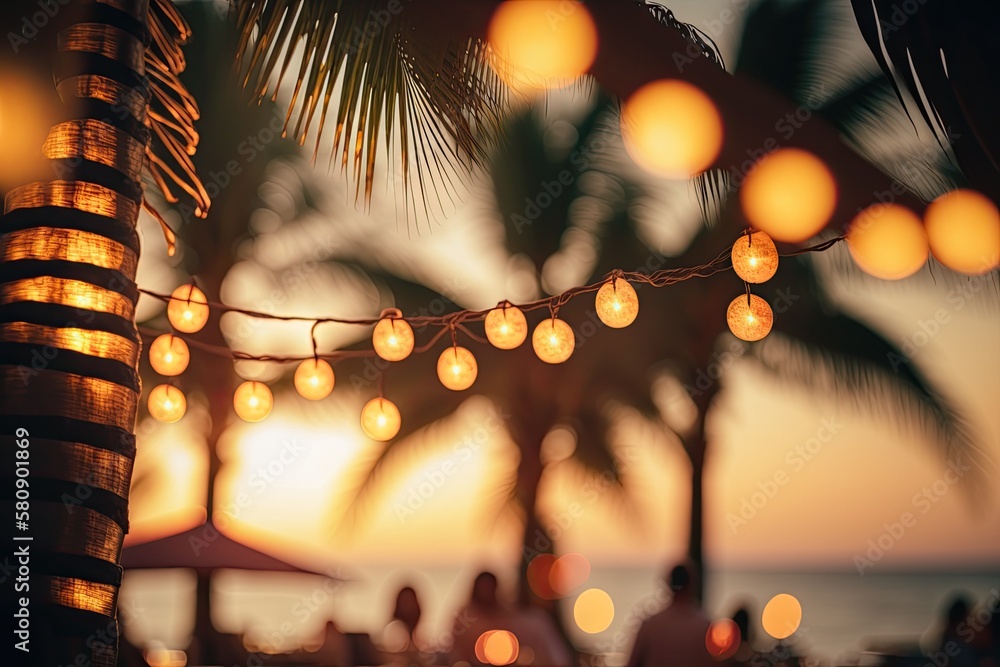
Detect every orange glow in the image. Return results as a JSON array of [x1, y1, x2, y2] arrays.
[[485, 305, 528, 349], [149, 334, 190, 376], [740, 148, 837, 242], [621, 79, 724, 178], [0, 70, 55, 188], [762, 593, 802, 639], [372, 315, 414, 362], [436, 346, 478, 391], [573, 588, 614, 633], [532, 317, 575, 364], [705, 618, 741, 660], [726, 294, 773, 342], [924, 189, 1000, 274], [847, 204, 928, 280], [527, 553, 557, 599], [549, 552, 591, 596], [167, 284, 210, 334], [147, 384, 186, 423], [233, 381, 273, 422], [294, 358, 335, 400], [360, 397, 401, 441], [487, 1, 598, 90], [483, 630, 519, 665], [731, 231, 779, 284], [595, 278, 639, 328]]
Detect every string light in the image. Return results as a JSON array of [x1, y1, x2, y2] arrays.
[[727, 294, 773, 341], [923, 189, 1000, 275], [437, 346, 478, 391], [234, 380, 273, 422], [533, 317, 575, 364], [360, 397, 401, 441], [294, 358, 335, 400], [167, 284, 210, 333], [484, 304, 528, 349], [148, 333, 190, 376], [847, 204, 928, 280], [741, 148, 837, 242], [372, 309, 414, 362], [148, 384, 186, 423], [731, 231, 779, 283], [595, 276, 639, 328]]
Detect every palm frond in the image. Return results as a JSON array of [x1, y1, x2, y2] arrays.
[[231, 0, 508, 225]]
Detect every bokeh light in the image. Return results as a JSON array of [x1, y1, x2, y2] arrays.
[[924, 189, 1000, 274], [485, 305, 528, 349], [436, 346, 478, 391], [740, 148, 837, 242], [731, 231, 779, 284], [148, 334, 190, 376], [621, 79, 723, 178], [595, 278, 639, 328], [532, 317, 575, 364], [293, 358, 335, 400], [482, 630, 519, 665], [487, 1, 598, 90], [762, 593, 802, 639], [527, 554, 557, 599], [847, 204, 928, 280], [573, 588, 614, 634], [233, 380, 273, 422], [550, 553, 591, 596], [148, 384, 186, 423], [167, 284, 210, 334], [360, 397, 401, 441], [726, 294, 773, 342], [705, 618, 741, 660]]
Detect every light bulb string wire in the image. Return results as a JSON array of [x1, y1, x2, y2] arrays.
[[137, 235, 845, 365]]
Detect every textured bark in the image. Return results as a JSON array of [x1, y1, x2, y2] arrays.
[[0, 0, 151, 663]]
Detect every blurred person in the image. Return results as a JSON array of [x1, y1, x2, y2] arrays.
[[626, 563, 716, 667], [930, 594, 978, 667], [504, 595, 574, 667], [449, 571, 512, 665], [315, 620, 352, 667], [383, 585, 432, 666], [729, 605, 759, 666]]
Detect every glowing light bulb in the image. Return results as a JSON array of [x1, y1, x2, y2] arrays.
[[166, 284, 210, 333], [148, 334, 190, 376], [437, 346, 478, 391], [727, 294, 773, 341], [360, 397, 401, 441], [924, 189, 999, 274], [741, 149, 838, 242], [731, 231, 779, 283], [595, 277, 639, 328], [148, 384, 186, 423], [487, 1, 597, 90], [847, 204, 928, 280], [484, 305, 528, 349], [705, 619, 741, 660], [762, 593, 802, 640], [294, 358, 335, 400], [234, 381, 273, 422], [532, 317, 575, 364], [372, 312, 414, 362]]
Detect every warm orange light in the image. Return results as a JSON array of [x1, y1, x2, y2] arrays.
[[294, 358, 335, 400], [487, 1, 598, 90], [621, 79, 724, 178], [436, 346, 478, 391], [924, 189, 1000, 274], [550, 553, 591, 597], [731, 231, 779, 283], [573, 588, 614, 634], [148, 384, 186, 423], [847, 204, 928, 280], [372, 314, 414, 362], [148, 334, 190, 376], [485, 305, 528, 350], [595, 278, 638, 328], [727, 294, 773, 342], [527, 554, 558, 599], [741, 149, 837, 242], [361, 397, 401, 441], [167, 284, 210, 333], [762, 593, 802, 640], [532, 317, 575, 364], [233, 381, 273, 422], [705, 618, 741, 660], [483, 630, 519, 665]]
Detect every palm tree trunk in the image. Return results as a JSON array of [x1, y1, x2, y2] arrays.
[[685, 382, 718, 602], [0, 1, 150, 663]]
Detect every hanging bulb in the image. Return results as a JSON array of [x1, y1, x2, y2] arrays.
[[847, 204, 928, 280], [727, 294, 773, 342], [437, 346, 478, 391], [167, 284, 210, 333], [731, 231, 779, 283], [234, 380, 273, 422], [372, 309, 414, 361], [148, 384, 186, 423], [484, 304, 528, 350], [595, 277, 639, 328], [148, 334, 190, 376], [532, 317, 575, 364], [360, 397, 401, 441], [924, 189, 999, 274], [294, 358, 335, 400]]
